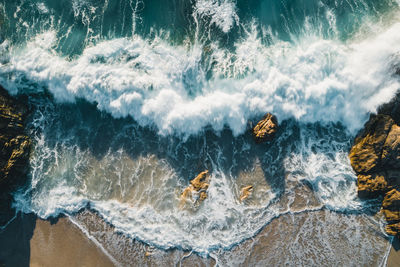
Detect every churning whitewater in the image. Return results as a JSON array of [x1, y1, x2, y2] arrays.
[[0, 0, 400, 257], [3, 21, 400, 136]]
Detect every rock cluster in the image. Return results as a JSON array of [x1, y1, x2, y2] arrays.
[[349, 94, 400, 236], [179, 170, 210, 208], [253, 113, 278, 143], [0, 86, 30, 187]]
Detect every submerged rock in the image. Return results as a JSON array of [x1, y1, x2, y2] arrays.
[[179, 170, 210, 208], [253, 113, 278, 143], [0, 86, 30, 187], [349, 93, 400, 236]]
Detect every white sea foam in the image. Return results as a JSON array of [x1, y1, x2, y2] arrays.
[[193, 0, 238, 33], [2, 20, 400, 137], [11, 104, 364, 254]]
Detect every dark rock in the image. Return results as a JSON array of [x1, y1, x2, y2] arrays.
[[377, 92, 400, 124], [0, 85, 30, 188]]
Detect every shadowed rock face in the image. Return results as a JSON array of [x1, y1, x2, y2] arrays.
[[252, 113, 278, 143], [349, 93, 400, 236], [0, 86, 30, 188]]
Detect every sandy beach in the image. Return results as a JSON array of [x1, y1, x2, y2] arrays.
[[24, 208, 394, 267], [387, 237, 400, 267], [30, 217, 115, 267]]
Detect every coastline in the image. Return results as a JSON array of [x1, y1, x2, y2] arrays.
[[0, 0, 398, 265], [25, 208, 391, 266]]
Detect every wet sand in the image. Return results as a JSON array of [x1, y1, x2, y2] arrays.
[[26, 208, 391, 267], [30, 218, 115, 267], [387, 238, 400, 267]]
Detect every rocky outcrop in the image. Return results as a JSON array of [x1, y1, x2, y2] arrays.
[[0, 86, 30, 188], [253, 113, 278, 143], [349, 93, 400, 236], [349, 115, 394, 174], [179, 170, 210, 208]]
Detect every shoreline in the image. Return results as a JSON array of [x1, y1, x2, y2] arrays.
[[25, 208, 392, 266]]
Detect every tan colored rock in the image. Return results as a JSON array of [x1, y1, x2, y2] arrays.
[[239, 185, 253, 202], [382, 209, 400, 222], [179, 171, 210, 208], [386, 222, 400, 236], [350, 94, 400, 237], [349, 114, 394, 173], [382, 124, 400, 169], [382, 189, 400, 226], [190, 170, 209, 191], [357, 173, 387, 198], [253, 113, 278, 143], [199, 191, 207, 201], [382, 189, 400, 209]]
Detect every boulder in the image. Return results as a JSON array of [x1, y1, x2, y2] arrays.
[[357, 173, 387, 198], [381, 124, 400, 169], [386, 223, 400, 236], [382, 189, 400, 223], [190, 170, 209, 191], [179, 170, 210, 208], [253, 113, 278, 143], [349, 114, 394, 174], [239, 185, 253, 202], [382, 209, 400, 222], [382, 189, 400, 209], [349, 96, 400, 237]]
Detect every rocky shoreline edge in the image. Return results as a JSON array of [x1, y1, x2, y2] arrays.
[[349, 92, 400, 237], [0, 85, 31, 227]]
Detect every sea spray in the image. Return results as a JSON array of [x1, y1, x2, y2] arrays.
[[2, 21, 400, 136]]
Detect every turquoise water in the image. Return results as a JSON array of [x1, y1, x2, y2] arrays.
[[0, 0, 399, 263]]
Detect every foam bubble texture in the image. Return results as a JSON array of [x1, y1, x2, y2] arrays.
[[2, 21, 400, 136]]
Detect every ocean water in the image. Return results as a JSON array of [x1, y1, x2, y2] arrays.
[[0, 0, 400, 263]]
